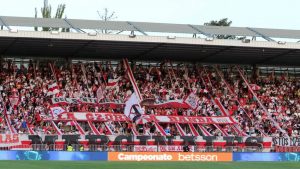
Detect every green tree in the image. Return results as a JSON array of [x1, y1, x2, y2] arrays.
[[205, 18, 232, 27], [204, 18, 244, 40], [34, 0, 68, 32]]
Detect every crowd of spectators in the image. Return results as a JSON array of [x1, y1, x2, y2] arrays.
[[0, 59, 299, 138]]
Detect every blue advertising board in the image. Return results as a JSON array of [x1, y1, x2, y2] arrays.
[[233, 152, 300, 162], [0, 151, 108, 161]]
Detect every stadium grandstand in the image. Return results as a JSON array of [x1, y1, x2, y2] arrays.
[[0, 16, 299, 153]]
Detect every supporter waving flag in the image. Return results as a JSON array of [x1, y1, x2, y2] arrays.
[[47, 82, 60, 96], [106, 77, 120, 89], [9, 88, 20, 109], [96, 85, 105, 101], [124, 92, 144, 122], [50, 106, 65, 118], [184, 92, 200, 110], [249, 84, 261, 91]]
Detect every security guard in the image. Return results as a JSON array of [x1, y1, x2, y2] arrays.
[[67, 144, 74, 151]]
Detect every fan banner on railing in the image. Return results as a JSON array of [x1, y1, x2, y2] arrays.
[[0, 134, 20, 146], [51, 97, 189, 108], [133, 145, 195, 152], [51, 97, 124, 106], [40, 112, 237, 124], [1, 134, 273, 151]]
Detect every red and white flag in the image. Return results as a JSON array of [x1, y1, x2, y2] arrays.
[[106, 77, 120, 89], [50, 106, 65, 117], [250, 84, 261, 91], [9, 95, 19, 109], [96, 86, 104, 101], [184, 92, 200, 110], [200, 89, 209, 93], [159, 88, 168, 93], [47, 82, 60, 96]]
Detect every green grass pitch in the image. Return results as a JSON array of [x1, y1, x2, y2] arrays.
[[0, 161, 299, 169]]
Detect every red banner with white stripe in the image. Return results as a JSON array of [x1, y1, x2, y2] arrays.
[[51, 97, 189, 109], [41, 112, 237, 124]]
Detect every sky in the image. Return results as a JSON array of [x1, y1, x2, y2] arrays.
[[0, 0, 299, 30]]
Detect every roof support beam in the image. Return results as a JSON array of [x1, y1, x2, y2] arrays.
[[199, 46, 232, 61], [64, 18, 85, 33], [116, 30, 124, 34], [0, 38, 17, 55], [247, 27, 275, 42], [188, 24, 210, 37], [127, 21, 148, 36], [71, 40, 94, 57], [0, 16, 11, 30], [132, 43, 165, 60], [257, 49, 298, 64]]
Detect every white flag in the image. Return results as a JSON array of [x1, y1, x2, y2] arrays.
[[50, 106, 65, 117], [184, 93, 200, 110], [124, 93, 143, 121]]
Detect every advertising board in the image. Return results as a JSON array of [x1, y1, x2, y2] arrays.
[[108, 152, 232, 162], [0, 151, 108, 161]]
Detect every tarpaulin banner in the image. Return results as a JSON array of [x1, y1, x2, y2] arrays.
[[51, 97, 124, 106], [108, 152, 232, 162], [1, 135, 273, 150], [275, 146, 300, 152], [133, 145, 195, 152], [0, 134, 20, 147], [52, 97, 189, 108], [272, 137, 300, 146], [0, 134, 19, 144], [42, 112, 237, 124]]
